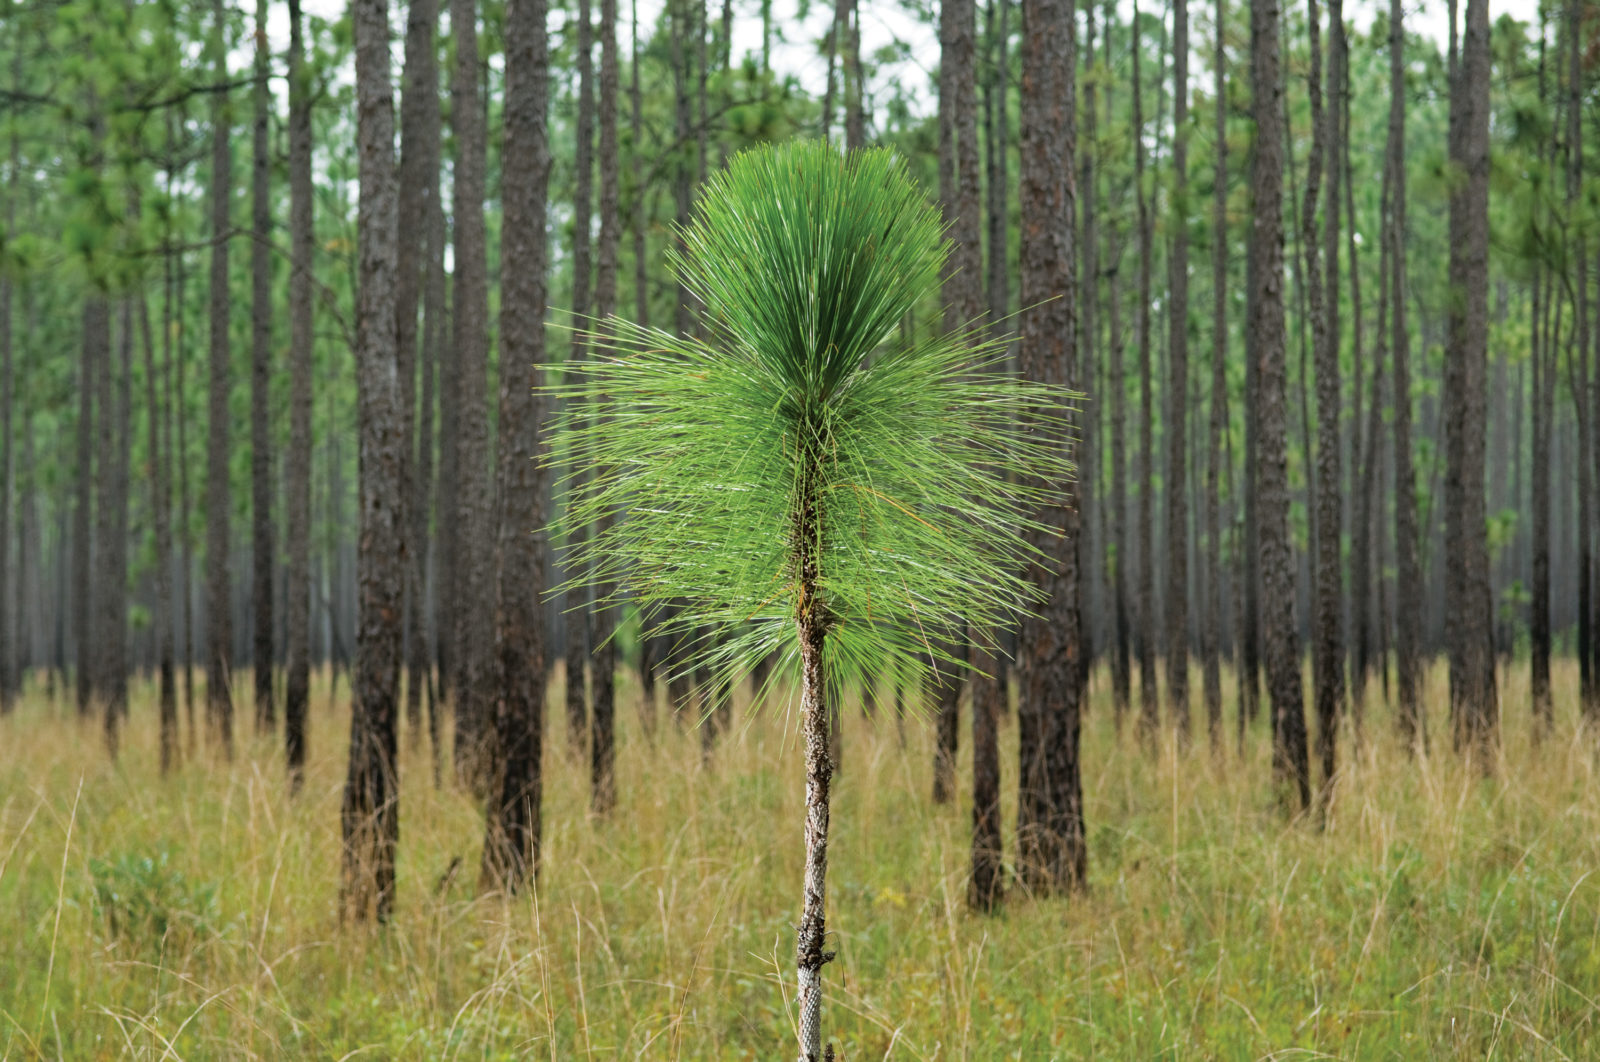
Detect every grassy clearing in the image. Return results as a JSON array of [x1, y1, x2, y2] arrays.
[[1, 660, 1598, 1060]]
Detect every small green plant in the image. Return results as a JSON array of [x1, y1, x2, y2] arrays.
[[90, 850, 219, 954], [551, 139, 1076, 1062]]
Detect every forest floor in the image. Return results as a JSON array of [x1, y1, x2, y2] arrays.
[[2, 660, 1599, 1060]]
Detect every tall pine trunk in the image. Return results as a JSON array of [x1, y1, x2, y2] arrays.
[[205, 0, 235, 756], [565, 0, 596, 757], [250, 0, 275, 732], [1203, 0, 1227, 751], [482, 0, 551, 893], [1133, 1, 1159, 745], [341, 0, 404, 923], [1165, 0, 1190, 744], [1251, 0, 1310, 809]]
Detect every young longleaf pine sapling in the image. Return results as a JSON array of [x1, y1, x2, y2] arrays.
[[550, 140, 1077, 1062]]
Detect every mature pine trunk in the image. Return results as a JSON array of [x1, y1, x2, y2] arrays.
[[845, 0, 865, 150], [986, 0, 1007, 331], [967, 633, 1004, 910], [565, 0, 596, 758], [251, 0, 275, 732], [1529, 13, 1553, 736], [398, 0, 441, 752], [1315, 0, 1343, 795], [421, 74, 447, 782], [97, 299, 128, 752], [592, 0, 621, 816], [1015, 0, 1084, 894], [285, 0, 314, 792], [482, 0, 550, 894], [933, 0, 982, 803], [206, 0, 235, 756], [1568, 0, 1594, 721], [1105, 5, 1130, 721], [1165, 0, 1190, 746], [75, 297, 99, 717], [1203, 0, 1227, 752], [451, 0, 494, 789], [1251, 0, 1309, 809], [1133, 1, 1159, 745], [149, 252, 178, 771], [1387, 0, 1422, 747], [341, 0, 404, 923], [1444, 0, 1496, 753], [175, 220, 196, 748], [0, 156, 9, 713]]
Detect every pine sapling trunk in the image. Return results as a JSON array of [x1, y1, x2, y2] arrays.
[[795, 445, 833, 1062]]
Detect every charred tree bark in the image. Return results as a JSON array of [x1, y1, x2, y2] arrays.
[[482, 0, 550, 894], [1251, 0, 1309, 809], [341, 0, 404, 923]]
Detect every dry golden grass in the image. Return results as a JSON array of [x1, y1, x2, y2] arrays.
[[2, 659, 1599, 1059]]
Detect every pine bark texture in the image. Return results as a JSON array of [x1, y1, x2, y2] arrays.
[[592, 0, 621, 816], [566, 0, 596, 757], [1165, 0, 1190, 743], [1251, 0, 1310, 809], [482, 0, 550, 894], [450, 0, 494, 789], [205, 0, 235, 756], [1016, 0, 1085, 894], [250, 0, 275, 731], [1444, 0, 1496, 752], [285, 0, 314, 791], [341, 0, 404, 923]]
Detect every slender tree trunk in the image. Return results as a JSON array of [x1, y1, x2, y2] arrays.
[[75, 297, 99, 718], [1445, 0, 1496, 753], [398, 0, 441, 752], [1133, 1, 1159, 746], [1165, 0, 1190, 746], [967, 632, 1004, 910], [794, 564, 833, 1062], [421, 83, 447, 784], [285, 0, 314, 792], [566, 0, 596, 758], [1387, 0, 1422, 747], [206, 0, 235, 756], [1203, 0, 1227, 752], [1529, 13, 1553, 736], [251, 0, 275, 732], [0, 127, 10, 713], [1568, 0, 1594, 722], [1016, 0, 1084, 894], [341, 0, 404, 923], [845, 0, 865, 150], [1105, 2, 1130, 721], [482, 0, 550, 894], [933, 0, 983, 802], [592, 0, 621, 816], [451, 0, 494, 790], [1314, 0, 1343, 799], [1251, 0, 1309, 809], [96, 297, 128, 752]]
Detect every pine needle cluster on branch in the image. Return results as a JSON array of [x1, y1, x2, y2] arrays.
[[548, 139, 1079, 711]]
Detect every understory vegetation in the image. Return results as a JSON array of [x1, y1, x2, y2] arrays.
[[2, 661, 1597, 1060]]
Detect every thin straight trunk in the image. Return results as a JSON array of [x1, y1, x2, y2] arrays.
[[592, 0, 621, 816], [1165, 0, 1190, 745], [1568, 0, 1594, 720], [251, 0, 275, 731], [175, 207, 196, 749], [450, 0, 494, 789], [97, 297, 129, 752], [76, 297, 99, 717], [566, 0, 596, 757], [286, 0, 314, 791], [1203, 0, 1227, 751], [1311, 0, 1344, 801], [1529, 9, 1552, 734], [0, 98, 10, 711], [482, 0, 550, 893], [1387, 0, 1422, 745], [341, 0, 404, 923], [1133, 0, 1159, 745], [1015, 0, 1084, 893], [845, 0, 865, 150], [206, 0, 235, 756], [146, 264, 177, 769], [1251, 0, 1309, 809], [967, 632, 1004, 910], [985, 0, 1007, 330], [1349, 50, 1375, 726], [1444, 0, 1495, 752], [1078, 0, 1097, 695], [1105, 0, 1130, 720], [934, 0, 983, 802], [794, 508, 834, 1061], [398, 0, 441, 751], [630, 0, 657, 731]]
